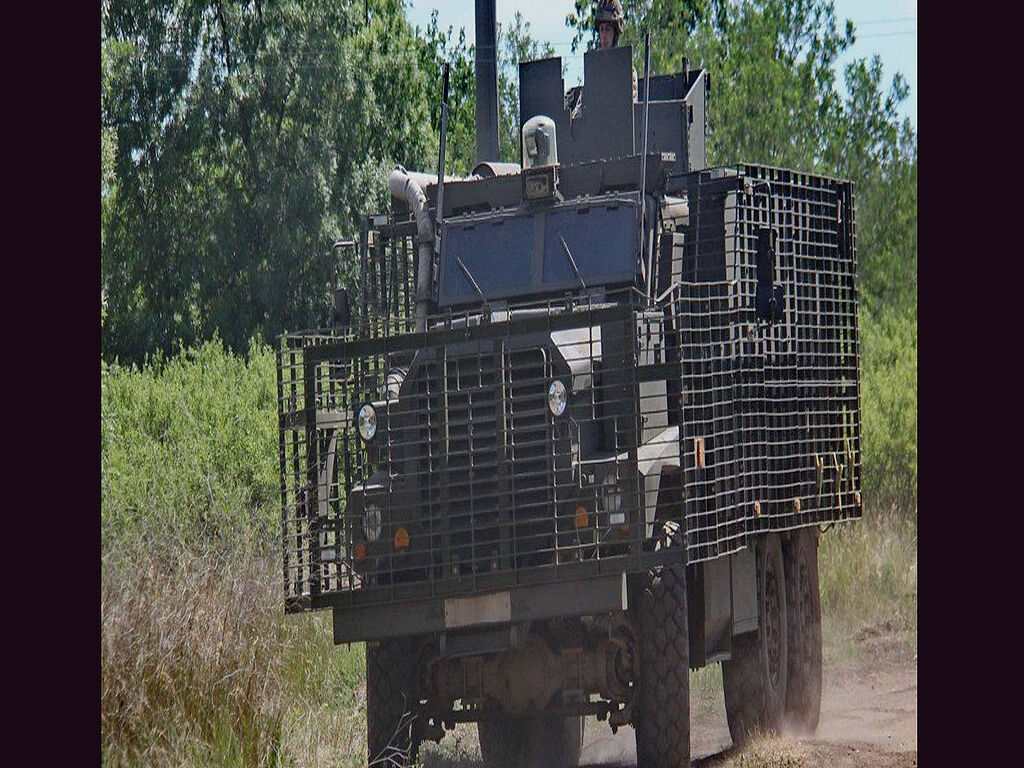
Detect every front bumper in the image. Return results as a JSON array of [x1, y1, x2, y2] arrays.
[[332, 571, 629, 643]]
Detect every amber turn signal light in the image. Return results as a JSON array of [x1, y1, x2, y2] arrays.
[[574, 506, 589, 529]]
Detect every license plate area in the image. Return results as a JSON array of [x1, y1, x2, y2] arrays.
[[443, 591, 512, 629]]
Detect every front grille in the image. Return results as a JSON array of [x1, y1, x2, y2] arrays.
[[277, 301, 667, 613], [507, 349, 556, 566], [414, 348, 553, 577]]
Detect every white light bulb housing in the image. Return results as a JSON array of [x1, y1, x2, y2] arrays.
[[548, 379, 568, 417], [357, 403, 377, 442]]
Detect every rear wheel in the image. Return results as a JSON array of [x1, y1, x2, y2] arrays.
[[634, 561, 690, 768], [783, 528, 823, 732], [477, 712, 583, 768], [366, 636, 421, 766], [722, 534, 788, 746]]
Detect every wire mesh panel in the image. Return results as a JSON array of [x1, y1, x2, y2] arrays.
[[673, 281, 751, 563], [674, 164, 861, 564], [356, 217, 420, 340]]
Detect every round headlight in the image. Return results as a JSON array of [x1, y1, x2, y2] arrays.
[[363, 503, 382, 542], [547, 379, 567, 417], [357, 403, 377, 442]]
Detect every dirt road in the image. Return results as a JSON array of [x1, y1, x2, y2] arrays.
[[422, 639, 917, 767], [579, 650, 917, 767]]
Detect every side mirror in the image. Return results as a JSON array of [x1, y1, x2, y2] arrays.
[[755, 228, 784, 323], [332, 287, 350, 331]]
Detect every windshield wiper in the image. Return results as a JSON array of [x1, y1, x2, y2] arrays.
[[558, 234, 587, 290], [455, 256, 489, 305]]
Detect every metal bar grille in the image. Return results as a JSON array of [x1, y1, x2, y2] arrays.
[[278, 298, 690, 612], [676, 164, 861, 565]]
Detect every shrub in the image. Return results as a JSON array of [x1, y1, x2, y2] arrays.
[[859, 309, 917, 513], [101, 339, 372, 766], [101, 337, 279, 556]]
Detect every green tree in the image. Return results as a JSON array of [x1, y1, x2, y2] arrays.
[[102, 0, 561, 365], [564, 0, 917, 314], [414, 11, 478, 176], [101, 0, 435, 364], [414, 10, 556, 174], [565, 1, 914, 181], [498, 12, 557, 163]]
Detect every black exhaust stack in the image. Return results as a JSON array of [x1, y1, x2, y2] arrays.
[[474, 0, 500, 163]]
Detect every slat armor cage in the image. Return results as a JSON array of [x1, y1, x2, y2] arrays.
[[278, 164, 861, 613]]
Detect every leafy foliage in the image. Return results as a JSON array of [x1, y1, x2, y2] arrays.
[[413, 11, 477, 177], [101, 0, 434, 364], [102, 1, 558, 365], [859, 310, 917, 511], [101, 337, 279, 552]]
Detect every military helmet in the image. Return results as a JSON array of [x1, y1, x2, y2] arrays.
[[594, 0, 625, 35]]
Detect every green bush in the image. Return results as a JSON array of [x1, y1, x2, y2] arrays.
[[859, 309, 917, 513], [101, 340, 373, 766], [101, 338, 279, 556]]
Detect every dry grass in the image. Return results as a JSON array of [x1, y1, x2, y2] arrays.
[[101, 509, 915, 767], [690, 664, 725, 715], [708, 733, 918, 768], [725, 733, 809, 768], [102, 544, 286, 766], [100, 540, 368, 768], [276, 609, 367, 768], [818, 510, 918, 662]]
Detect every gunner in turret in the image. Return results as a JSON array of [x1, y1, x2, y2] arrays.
[[595, 0, 638, 100]]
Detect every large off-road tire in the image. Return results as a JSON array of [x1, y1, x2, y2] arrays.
[[783, 527, 823, 733], [722, 534, 788, 747], [634, 562, 690, 768], [477, 713, 583, 768], [366, 636, 421, 767]]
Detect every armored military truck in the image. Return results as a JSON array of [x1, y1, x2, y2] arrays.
[[276, 5, 860, 767]]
